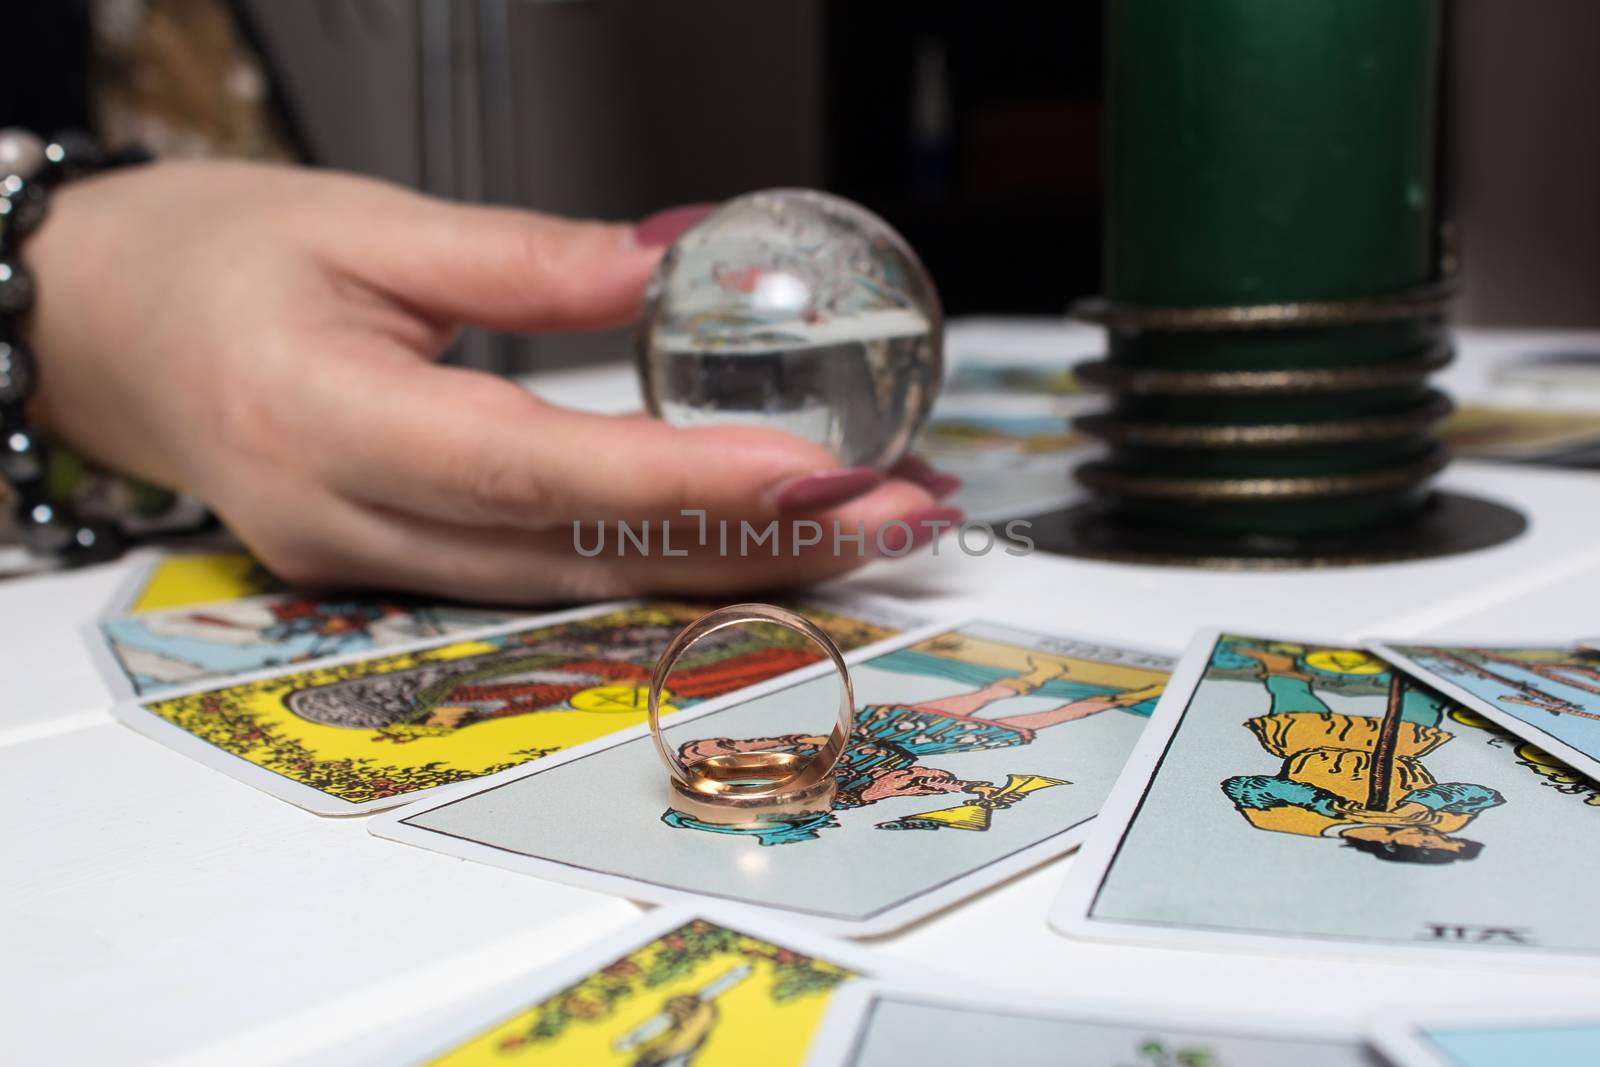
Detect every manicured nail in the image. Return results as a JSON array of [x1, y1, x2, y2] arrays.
[[876, 506, 965, 555], [766, 468, 884, 514], [632, 203, 719, 248], [892, 455, 962, 499]]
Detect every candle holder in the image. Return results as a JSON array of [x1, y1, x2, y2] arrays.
[[1023, 0, 1525, 567]]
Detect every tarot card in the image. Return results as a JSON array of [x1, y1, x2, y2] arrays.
[[85, 592, 520, 699], [110, 593, 923, 815], [944, 362, 1083, 399], [94, 593, 518, 699], [1374, 642, 1600, 786], [919, 409, 1084, 457], [1492, 350, 1600, 392], [1372, 1009, 1600, 1067], [914, 397, 1089, 521], [802, 983, 1373, 1067], [373, 622, 1174, 936], [350, 905, 910, 1067], [1438, 404, 1600, 468], [102, 549, 283, 616], [1051, 631, 1600, 965], [942, 317, 1102, 408]]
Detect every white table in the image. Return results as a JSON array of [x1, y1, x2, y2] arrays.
[[7, 323, 1600, 1066]]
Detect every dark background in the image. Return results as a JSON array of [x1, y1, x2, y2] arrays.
[[823, 5, 1103, 316], [4, 1, 1599, 366]]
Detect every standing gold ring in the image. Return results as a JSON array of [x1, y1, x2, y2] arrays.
[[647, 603, 855, 823]]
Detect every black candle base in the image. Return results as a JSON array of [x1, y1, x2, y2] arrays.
[[1011, 491, 1525, 570]]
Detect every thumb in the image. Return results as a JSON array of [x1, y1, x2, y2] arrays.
[[331, 193, 712, 333]]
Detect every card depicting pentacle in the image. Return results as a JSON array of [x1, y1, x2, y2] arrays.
[[111, 592, 925, 814]]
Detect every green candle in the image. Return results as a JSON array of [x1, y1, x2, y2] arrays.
[[1109, 0, 1439, 307], [1087, 0, 1449, 536]]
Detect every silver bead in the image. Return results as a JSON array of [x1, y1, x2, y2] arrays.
[[1, 426, 42, 481], [0, 181, 49, 239], [0, 128, 45, 182], [65, 519, 124, 564], [18, 500, 74, 555], [0, 259, 34, 315], [44, 132, 103, 177], [0, 341, 34, 405]]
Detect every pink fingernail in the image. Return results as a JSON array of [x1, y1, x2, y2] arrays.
[[894, 454, 936, 481], [633, 203, 719, 248], [766, 468, 884, 514], [893, 455, 961, 499], [876, 506, 965, 555]]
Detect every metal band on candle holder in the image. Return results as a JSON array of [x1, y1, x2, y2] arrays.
[[1075, 392, 1452, 449], [1075, 448, 1450, 502], [1073, 343, 1453, 396], [1070, 280, 1457, 334], [647, 603, 855, 824]]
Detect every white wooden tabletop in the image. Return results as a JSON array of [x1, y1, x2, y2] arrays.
[[7, 322, 1600, 1065]]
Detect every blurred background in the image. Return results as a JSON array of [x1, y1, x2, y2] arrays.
[[4, 0, 1599, 369]]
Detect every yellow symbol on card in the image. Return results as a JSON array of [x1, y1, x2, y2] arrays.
[[1305, 650, 1385, 676], [614, 963, 752, 1066], [571, 684, 677, 716], [880, 773, 1069, 832]]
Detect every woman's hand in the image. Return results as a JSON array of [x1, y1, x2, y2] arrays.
[[23, 161, 958, 602]]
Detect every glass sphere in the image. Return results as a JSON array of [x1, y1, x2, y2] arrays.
[[637, 189, 942, 470]]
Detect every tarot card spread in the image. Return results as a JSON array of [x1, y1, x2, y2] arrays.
[[1374, 642, 1600, 787], [355, 906, 903, 1067], [111, 594, 921, 814], [374, 623, 1173, 935], [1052, 632, 1600, 963], [801, 984, 1369, 1067]]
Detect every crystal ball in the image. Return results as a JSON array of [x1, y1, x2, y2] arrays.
[[636, 189, 943, 470]]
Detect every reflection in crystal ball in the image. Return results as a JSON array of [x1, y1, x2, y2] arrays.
[[637, 189, 942, 470]]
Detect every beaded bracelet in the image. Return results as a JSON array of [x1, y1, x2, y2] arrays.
[[0, 128, 151, 565]]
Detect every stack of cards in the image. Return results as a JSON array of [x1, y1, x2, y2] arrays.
[[81, 549, 1600, 1065]]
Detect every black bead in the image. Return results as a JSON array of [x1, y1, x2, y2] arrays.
[[0, 258, 32, 314], [0, 341, 33, 404], [61, 518, 126, 566], [0, 131, 148, 568], [107, 145, 155, 168], [15, 496, 74, 554], [44, 131, 104, 179], [0, 424, 42, 481], [0, 181, 48, 242]]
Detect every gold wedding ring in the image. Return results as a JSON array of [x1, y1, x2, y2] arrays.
[[647, 603, 855, 825]]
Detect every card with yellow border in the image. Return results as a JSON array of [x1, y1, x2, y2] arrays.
[[351, 906, 911, 1067], [110, 593, 926, 814]]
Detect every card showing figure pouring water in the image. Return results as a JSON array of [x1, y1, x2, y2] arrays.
[[372, 621, 1174, 936]]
